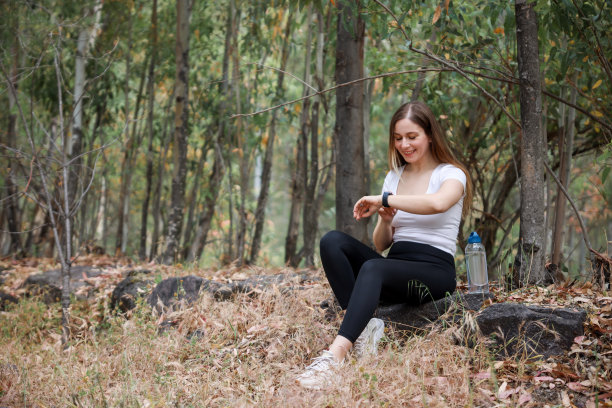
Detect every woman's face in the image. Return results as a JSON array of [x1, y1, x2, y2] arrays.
[[393, 118, 432, 164]]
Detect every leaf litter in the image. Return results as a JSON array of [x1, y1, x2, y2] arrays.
[[0, 255, 611, 407]]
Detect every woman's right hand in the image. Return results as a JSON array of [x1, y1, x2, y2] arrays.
[[378, 206, 396, 224]]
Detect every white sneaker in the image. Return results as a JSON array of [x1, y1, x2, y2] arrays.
[[296, 350, 342, 389], [353, 318, 385, 358]]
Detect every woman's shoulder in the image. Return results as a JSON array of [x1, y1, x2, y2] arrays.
[[436, 163, 466, 185], [384, 166, 404, 181]]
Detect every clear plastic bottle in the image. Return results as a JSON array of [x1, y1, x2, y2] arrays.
[[465, 231, 489, 294]]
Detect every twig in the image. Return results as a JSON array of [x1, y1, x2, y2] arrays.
[[230, 68, 451, 118], [543, 160, 593, 255], [242, 61, 319, 93]]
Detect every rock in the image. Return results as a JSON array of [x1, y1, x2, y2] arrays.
[[148, 275, 206, 312], [110, 270, 153, 313], [147, 271, 319, 312], [374, 292, 494, 332], [22, 265, 103, 303], [0, 291, 18, 310], [476, 303, 586, 359]]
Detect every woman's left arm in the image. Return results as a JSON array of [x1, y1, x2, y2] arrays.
[[353, 179, 464, 220]]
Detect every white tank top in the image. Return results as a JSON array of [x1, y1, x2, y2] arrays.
[[381, 163, 466, 255]]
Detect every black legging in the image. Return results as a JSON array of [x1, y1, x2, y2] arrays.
[[320, 230, 456, 343]]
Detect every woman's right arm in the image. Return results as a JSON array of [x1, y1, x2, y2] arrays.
[[372, 207, 395, 252]]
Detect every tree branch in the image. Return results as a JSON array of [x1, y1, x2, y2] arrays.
[[230, 68, 451, 118], [543, 160, 593, 256]]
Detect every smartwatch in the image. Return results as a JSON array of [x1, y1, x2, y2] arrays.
[[382, 191, 393, 208]]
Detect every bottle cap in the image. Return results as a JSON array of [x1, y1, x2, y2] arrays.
[[468, 231, 481, 244]]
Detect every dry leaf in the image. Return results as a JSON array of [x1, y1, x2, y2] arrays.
[[518, 391, 532, 404], [567, 382, 590, 393], [432, 5, 442, 24]]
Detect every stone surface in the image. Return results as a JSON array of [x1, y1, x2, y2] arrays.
[[476, 303, 586, 359], [110, 270, 153, 313], [147, 272, 317, 312], [148, 275, 207, 312], [23, 265, 103, 303], [0, 291, 18, 310], [374, 291, 494, 332]]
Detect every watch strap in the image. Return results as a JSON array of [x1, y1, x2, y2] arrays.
[[382, 191, 393, 207]]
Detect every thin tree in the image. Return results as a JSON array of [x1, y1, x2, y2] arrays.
[[513, 0, 546, 285], [285, 6, 314, 266], [550, 72, 578, 278], [162, 0, 192, 264], [139, 0, 158, 260], [248, 10, 294, 265]]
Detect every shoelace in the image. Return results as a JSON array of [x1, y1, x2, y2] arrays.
[[303, 352, 336, 373]]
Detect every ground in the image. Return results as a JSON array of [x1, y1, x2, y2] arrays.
[[0, 255, 610, 407]]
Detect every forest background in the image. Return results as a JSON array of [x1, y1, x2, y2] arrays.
[[1, 0, 612, 406], [1, 0, 611, 290]]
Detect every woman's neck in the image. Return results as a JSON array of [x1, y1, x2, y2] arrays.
[[404, 153, 439, 174]]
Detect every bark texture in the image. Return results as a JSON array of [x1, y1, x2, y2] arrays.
[[139, 0, 158, 261], [162, 0, 192, 264], [513, 0, 546, 285], [335, 0, 368, 242]]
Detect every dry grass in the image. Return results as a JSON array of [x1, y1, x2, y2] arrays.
[[0, 267, 502, 407], [1, 263, 609, 407]]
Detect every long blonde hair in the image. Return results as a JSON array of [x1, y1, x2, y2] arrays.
[[387, 101, 473, 215]]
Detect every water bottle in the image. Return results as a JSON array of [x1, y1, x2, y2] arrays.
[[465, 231, 489, 294]]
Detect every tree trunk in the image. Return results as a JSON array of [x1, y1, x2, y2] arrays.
[[115, 8, 134, 255], [335, 0, 367, 242], [513, 0, 546, 286], [80, 99, 105, 243], [301, 9, 328, 267], [181, 141, 206, 258], [550, 72, 578, 276], [248, 11, 293, 265], [186, 3, 233, 263], [233, 6, 248, 266], [162, 0, 192, 264], [139, 0, 158, 261], [285, 7, 314, 267], [149, 96, 173, 260], [68, 1, 102, 247], [4, 15, 22, 256]]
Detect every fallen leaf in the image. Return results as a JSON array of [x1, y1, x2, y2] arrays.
[[562, 391, 571, 407], [534, 376, 555, 383], [518, 391, 532, 404], [567, 382, 590, 393], [574, 335, 586, 344], [472, 371, 491, 380]]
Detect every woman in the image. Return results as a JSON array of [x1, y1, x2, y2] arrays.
[[297, 101, 473, 389]]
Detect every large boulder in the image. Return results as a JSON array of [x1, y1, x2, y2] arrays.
[[22, 265, 103, 303], [110, 270, 153, 313], [374, 291, 494, 332], [476, 303, 586, 358]]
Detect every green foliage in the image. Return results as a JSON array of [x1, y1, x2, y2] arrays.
[[1, 0, 610, 272]]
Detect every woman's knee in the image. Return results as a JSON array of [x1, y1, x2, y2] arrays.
[[320, 230, 348, 253], [356, 260, 384, 286]]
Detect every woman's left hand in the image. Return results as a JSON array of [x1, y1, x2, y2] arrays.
[[353, 195, 383, 220]]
